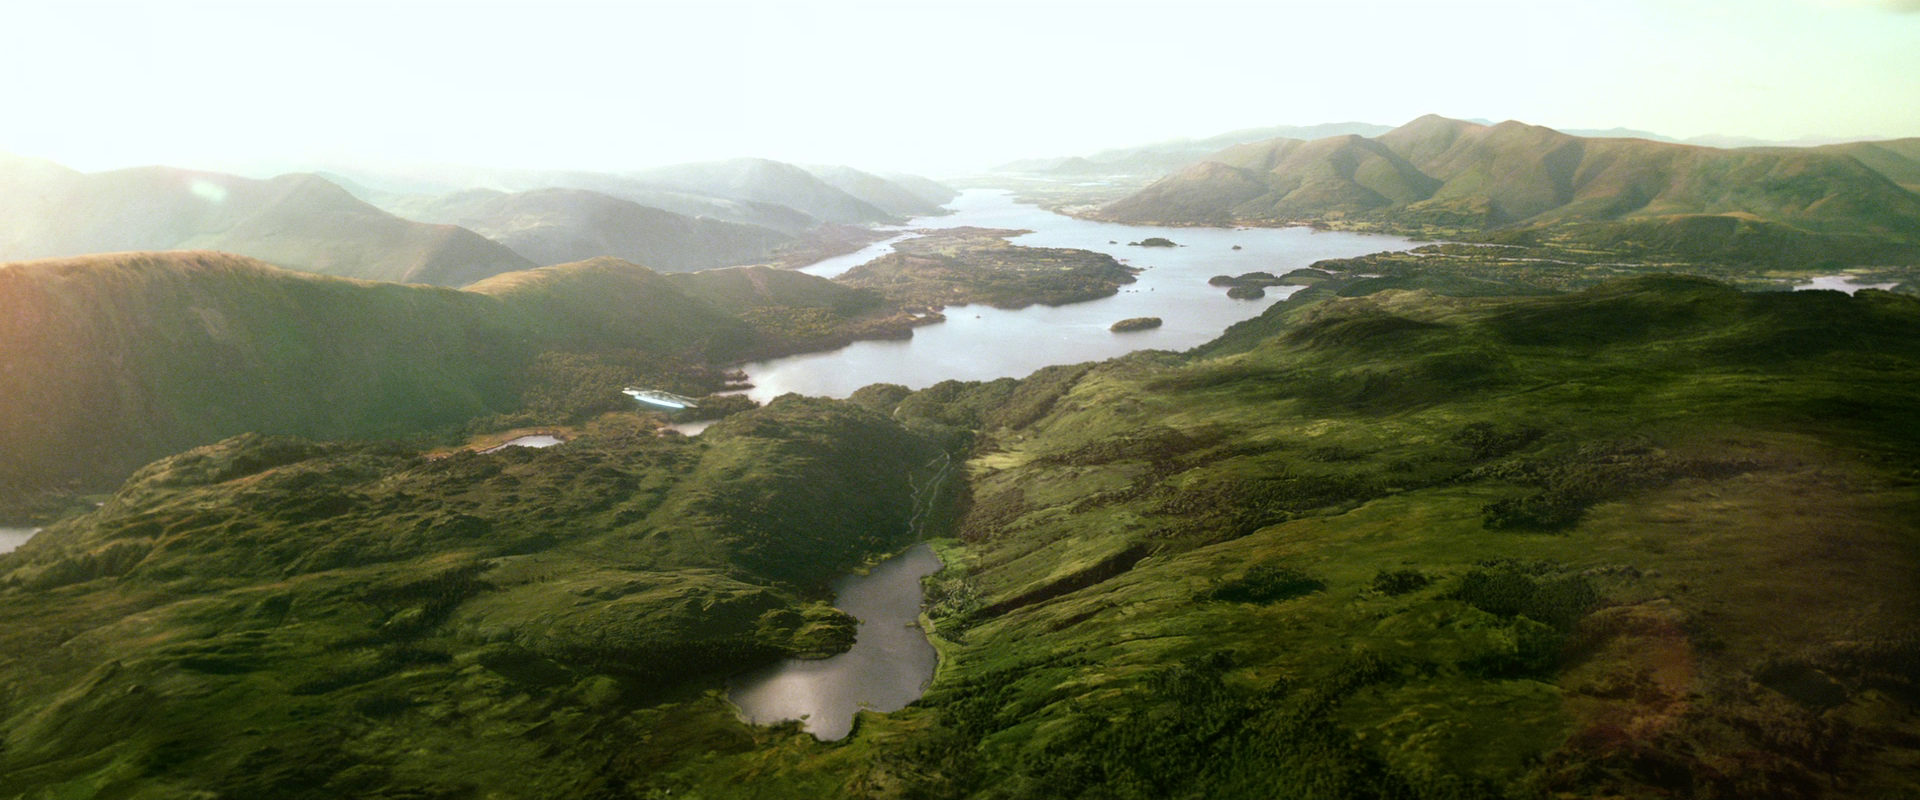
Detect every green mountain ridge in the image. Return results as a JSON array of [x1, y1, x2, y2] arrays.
[[1097, 116, 1920, 265], [1816, 138, 1920, 193]]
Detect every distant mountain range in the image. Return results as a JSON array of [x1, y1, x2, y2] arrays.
[[998, 120, 1912, 180], [0, 154, 535, 285], [393, 188, 795, 272], [808, 165, 957, 217], [1095, 115, 1920, 263], [0, 153, 958, 283], [995, 123, 1396, 176], [630, 158, 900, 226]]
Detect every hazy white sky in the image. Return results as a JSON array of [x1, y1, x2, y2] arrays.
[[2, 0, 1917, 176]]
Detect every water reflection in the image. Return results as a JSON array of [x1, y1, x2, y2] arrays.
[[729, 544, 944, 740]]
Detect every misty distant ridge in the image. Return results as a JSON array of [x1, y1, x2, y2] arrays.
[[996, 117, 1914, 178], [0, 151, 956, 283], [0, 153, 535, 285]]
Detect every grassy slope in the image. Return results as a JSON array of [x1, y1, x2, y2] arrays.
[[1, 276, 1916, 798], [649, 277, 1920, 799], [1818, 139, 1920, 193], [666, 265, 928, 357], [0, 397, 948, 798], [834, 277, 1920, 799]]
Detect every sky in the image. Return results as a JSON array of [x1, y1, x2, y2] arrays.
[[1, 0, 1917, 177]]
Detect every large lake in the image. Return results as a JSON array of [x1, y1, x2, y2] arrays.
[[741, 189, 1417, 402], [728, 544, 945, 740]]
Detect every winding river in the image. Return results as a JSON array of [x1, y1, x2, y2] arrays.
[[724, 190, 1417, 738]]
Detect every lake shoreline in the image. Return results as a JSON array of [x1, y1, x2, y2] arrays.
[[727, 542, 946, 741]]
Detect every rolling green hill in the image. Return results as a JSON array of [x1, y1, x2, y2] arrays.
[[0, 252, 894, 498], [854, 277, 1920, 798], [1817, 138, 1920, 193], [1, 276, 1915, 798], [1098, 116, 1920, 266], [0, 252, 528, 491], [0, 155, 535, 285], [0, 397, 949, 798]]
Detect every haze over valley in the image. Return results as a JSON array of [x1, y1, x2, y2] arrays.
[[4, 2, 1920, 798]]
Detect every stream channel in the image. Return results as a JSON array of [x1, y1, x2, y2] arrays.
[[723, 189, 1417, 739]]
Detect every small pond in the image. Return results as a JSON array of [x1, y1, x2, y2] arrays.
[[0, 527, 40, 554]]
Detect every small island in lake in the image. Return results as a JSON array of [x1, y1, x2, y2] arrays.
[[1109, 316, 1163, 332], [838, 226, 1139, 309], [1210, 270, 1305, 299], [1129, 236, 1177, 247]]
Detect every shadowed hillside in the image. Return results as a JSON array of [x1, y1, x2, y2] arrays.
[[667, 264, 928, 356], [1098, 116, 1920, 266], [0, 252, 900, 496], [1818, 138, 1920, 193], [0, 252, 528, 490], [0, 155, 535, 285]]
